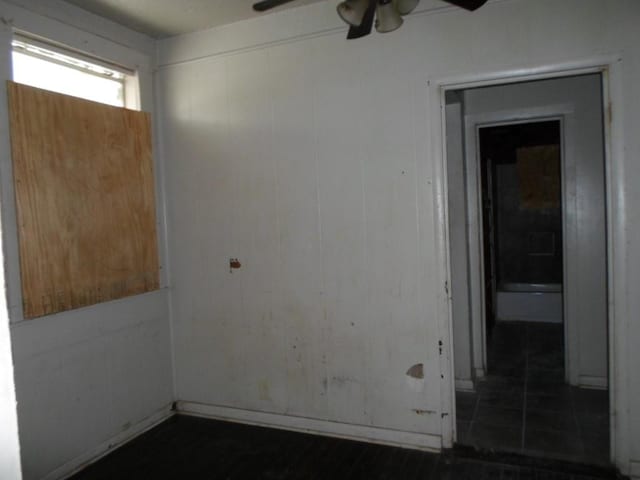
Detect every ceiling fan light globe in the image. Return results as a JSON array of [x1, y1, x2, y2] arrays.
[[394, 0, 420, 15], [337, 0, 370, 27], [375, 0, 403, 33]]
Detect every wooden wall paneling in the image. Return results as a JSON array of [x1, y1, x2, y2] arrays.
[[7, 81, 159, 319]]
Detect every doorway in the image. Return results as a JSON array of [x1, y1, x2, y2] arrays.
[[479, 120, 563, 345], [447, 74, 610, 465]]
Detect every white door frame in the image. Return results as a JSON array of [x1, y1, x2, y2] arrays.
[[432, 56, 627, 471], [463, 112, 573, 384]]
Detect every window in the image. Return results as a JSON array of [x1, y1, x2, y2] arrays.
[[11, 36, 133, 108]]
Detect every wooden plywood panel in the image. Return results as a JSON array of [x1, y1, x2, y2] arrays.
[[517, 145, 561, 210], [7, 81, 159, 319]]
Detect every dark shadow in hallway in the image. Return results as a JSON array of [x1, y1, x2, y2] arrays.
[[456, 321, 609, 466]]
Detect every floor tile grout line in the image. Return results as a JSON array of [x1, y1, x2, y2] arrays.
[[569, 383, 587, 458], [455, 321, 609, 466], [521, 324, 529, 451], [467, 383, 482, 443]]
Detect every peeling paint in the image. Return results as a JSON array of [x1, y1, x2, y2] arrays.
[[406, 363, 424, 379], [406, 364, 426, 392]]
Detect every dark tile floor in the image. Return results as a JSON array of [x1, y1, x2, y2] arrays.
[[456, 321, 610, 466], [71, 415, 620, 479]]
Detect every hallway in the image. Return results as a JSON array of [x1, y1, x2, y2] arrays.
[[456, 322, 609, 465]]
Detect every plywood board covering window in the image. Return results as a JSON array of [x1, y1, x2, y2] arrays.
[[7, 81, 159, 319]]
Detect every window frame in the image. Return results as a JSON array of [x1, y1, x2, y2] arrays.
[[11, 33, 140, 110]]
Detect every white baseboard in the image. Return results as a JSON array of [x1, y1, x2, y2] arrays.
[[52, 404, 174, 480], [578, 375, 608, 389], [177, 401, 441, 452], [455, 379, 475, 392]]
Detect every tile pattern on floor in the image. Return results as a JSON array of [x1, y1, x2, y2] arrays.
[[456, 321, 609, 466], [71, 415, 620, 479]]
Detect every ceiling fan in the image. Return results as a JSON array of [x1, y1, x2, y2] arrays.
[[252, 0, 488, 39]]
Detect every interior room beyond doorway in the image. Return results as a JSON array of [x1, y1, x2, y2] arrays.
[[447, 74, 609, 466]]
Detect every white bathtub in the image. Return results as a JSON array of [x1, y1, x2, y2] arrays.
[[496, 282, 563, 323]]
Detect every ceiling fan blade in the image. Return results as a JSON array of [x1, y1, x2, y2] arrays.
[[346, 0, 376, 39], [441, 0, 488, 11], [252, 0, 298, 12]]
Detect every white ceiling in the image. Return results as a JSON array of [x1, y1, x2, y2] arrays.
[[63, 0, 326, 38]]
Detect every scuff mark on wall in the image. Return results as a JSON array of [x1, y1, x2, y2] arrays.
[[331, 375, 358, 387]]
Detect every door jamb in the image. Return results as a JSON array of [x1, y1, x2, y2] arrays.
[[432, 57, 626, 471], [464, 113, 570, 382]]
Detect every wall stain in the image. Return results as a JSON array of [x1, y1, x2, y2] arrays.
[[258, 380, 271, 402], [412, 409, 435, 415], [331, 375, 358, 387]]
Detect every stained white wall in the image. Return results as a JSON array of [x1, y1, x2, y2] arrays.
[[0, 1, 174, 479], [157, 0, 640, 475], [463, 75, 607, 387], [0, 313, 20, 480], [159, 28, 441, 445]]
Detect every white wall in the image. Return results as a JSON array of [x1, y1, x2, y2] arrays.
[[159, 30, 441, 447], [463, 75, 607, 387], [0, 313, 20, 480], [0, 9, 21, 480], [157, 0, 640, 475], [0, 1, 174, 479]]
